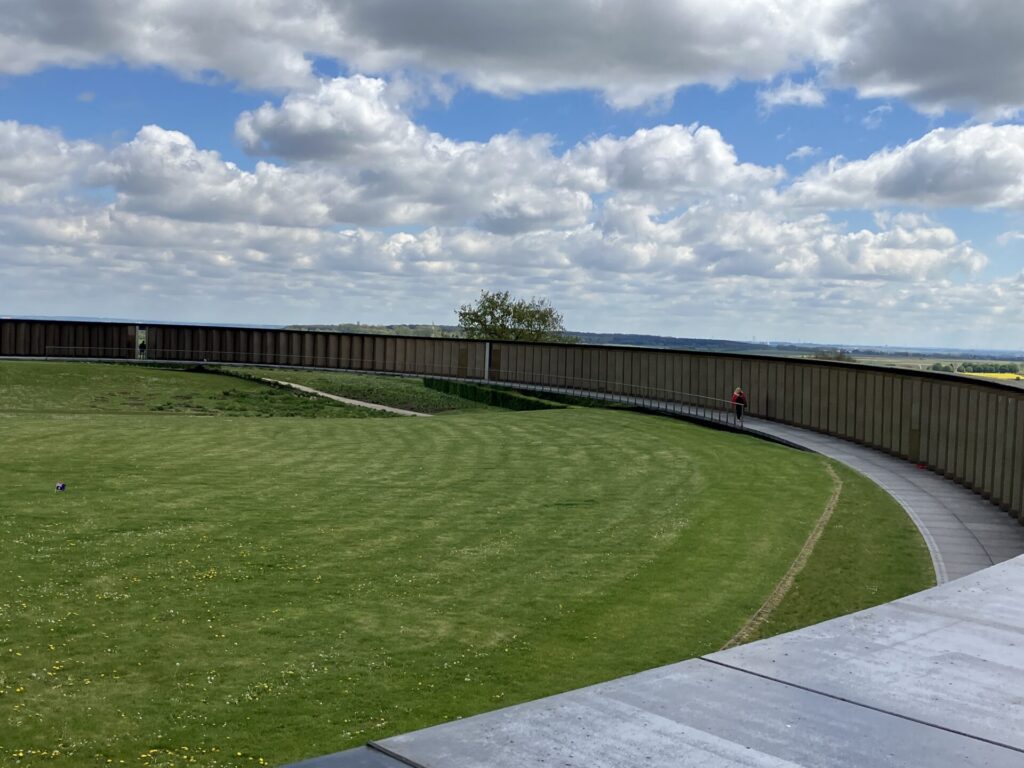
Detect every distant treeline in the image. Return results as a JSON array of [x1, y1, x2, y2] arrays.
[[931, 362, 1020, 373], [809, 349, 858, 362]]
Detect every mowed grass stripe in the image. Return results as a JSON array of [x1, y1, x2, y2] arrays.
[[0, 362, 933, 767]]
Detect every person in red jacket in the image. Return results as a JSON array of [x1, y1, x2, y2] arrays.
[[731, 386, 748, 422]]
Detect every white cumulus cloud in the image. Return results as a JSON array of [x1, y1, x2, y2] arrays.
[[787, 124, 1024, 209]]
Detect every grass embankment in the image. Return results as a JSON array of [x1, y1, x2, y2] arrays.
[[215, 367, 490, 414], [0, 360, 933, 767], [0, 362, 391, 419]]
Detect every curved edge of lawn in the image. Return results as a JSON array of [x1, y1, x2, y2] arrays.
[[744, 459, 936, 644]]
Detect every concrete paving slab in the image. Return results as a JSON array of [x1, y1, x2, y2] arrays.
[[377, 657, 1022, 768], [706, 558, 1024, 752]]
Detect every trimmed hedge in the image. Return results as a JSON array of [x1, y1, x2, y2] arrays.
[[423, 379, 565, 411]]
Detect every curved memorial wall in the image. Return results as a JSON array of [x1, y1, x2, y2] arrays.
[[3, 318, 1022, 521]]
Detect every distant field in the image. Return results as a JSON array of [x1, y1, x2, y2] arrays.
[[849, 354, 1023, 372], [960, 371, 1024, 381], [0, 361, 933, 767]]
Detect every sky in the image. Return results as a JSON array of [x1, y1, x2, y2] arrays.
[[1, 1, 1023, 348]]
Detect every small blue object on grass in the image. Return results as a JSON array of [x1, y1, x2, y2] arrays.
[[55, 482, 66, 492]]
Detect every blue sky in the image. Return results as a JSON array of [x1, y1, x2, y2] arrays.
[[1, 1, 1023, 348]]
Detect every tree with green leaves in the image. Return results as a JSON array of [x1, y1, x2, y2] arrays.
[[457, 290, 574, 342]]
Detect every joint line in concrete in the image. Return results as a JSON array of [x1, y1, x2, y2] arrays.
[[698, 657, 1024, 755]]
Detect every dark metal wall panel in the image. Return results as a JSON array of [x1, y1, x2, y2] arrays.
[[954, 387, 970, 482], [944, 384, 959, 477], [825, 368, 838, 434], [913, 376, 929, 456], [712, 358, 724, 407], [505, 343, 518, 382], [409, 338, 423, 375], [810, 367, 823, 430], [980, 393, 997, 498], [739, 359, 751, 409], [243, 329, 256, 364], [850, 373, 864, 443], [1001, 398, 1017, 510], [234, 329, 248, 363], [964, 388, 980, 490], [695, 356, 707, 403], [553, 345, 566, 389], [271, 331, 284, 365], [933, 384, 949, 471], [354, 335, 366, 372], [800, 366, 812, 427], [1011, 399, 1024, 519], [0, 321, 13, 354], [991, 396, 1007, 506], [831, 370, 847, 438], [753, 360, 770, 415], [837, 371, 851, 439], [536, 346, 550, 386], [490, 345, 503, 381], [768, 362, 780, 420], [881, 375, 895, 453], [469, 341, 482, 379], [44, 323, 59, 357], [516, 344, 529, 382], [906, 379, 922, 461], [423, 339, 436, 376], [863, 373, 877, 446], [29, 323, 44, 356], [924, 382, 940, 468], [785, 365, 798, 424], [873, 374, 886, 449]]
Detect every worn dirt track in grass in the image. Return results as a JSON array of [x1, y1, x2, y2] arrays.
[[260, 378, 431, 416], [722, 462, 844, 650]]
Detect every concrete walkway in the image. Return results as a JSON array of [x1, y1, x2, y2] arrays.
[[261, 378, 431, 417]]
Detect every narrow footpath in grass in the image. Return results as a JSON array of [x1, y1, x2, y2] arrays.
[[722, 462, 844, 650], [259, 378, 431, 417]]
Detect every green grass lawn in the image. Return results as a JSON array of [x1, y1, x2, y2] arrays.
[[0, 361, 933, 767], [0, 363, 393, 419], [215, 367, 492, 414]]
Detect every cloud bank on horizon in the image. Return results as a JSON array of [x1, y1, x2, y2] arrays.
[[1, 0, 1023, 347]]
